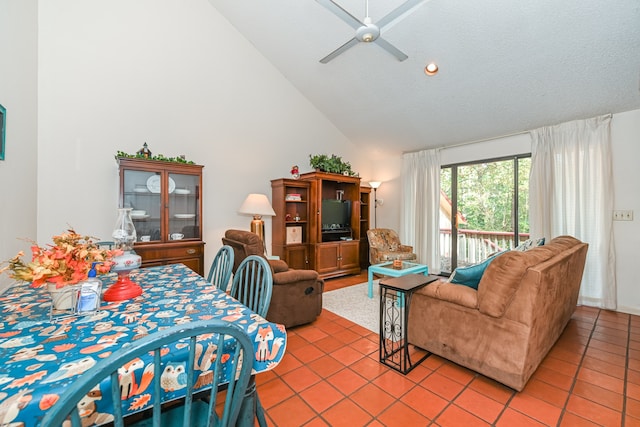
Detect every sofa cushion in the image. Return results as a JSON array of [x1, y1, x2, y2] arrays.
[[449, 251, 504, 290], [419, 280, 478, 309]]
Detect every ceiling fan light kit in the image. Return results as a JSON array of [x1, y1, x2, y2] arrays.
[[317, 0, 427, 63]]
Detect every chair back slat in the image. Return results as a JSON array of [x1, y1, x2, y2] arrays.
[[40, 320, 254, 427], [109, 370, 125, 427], [182, 335, 197, 426], [153, 349, 162, 426], [230, 255, 273, 317], [207, 245, 234, 292]]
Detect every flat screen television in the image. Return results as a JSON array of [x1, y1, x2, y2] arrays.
[[322, 199, 351, 230]]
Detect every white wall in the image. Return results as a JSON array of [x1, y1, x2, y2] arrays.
[[35, 0, 368, 271], [0, 0, 38, 290], [611, 109, 640, 315]]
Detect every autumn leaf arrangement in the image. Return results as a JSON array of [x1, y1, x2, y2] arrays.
[[0, 229, 122, 288]]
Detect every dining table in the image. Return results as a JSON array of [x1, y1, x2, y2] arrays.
[[0, 263, 287, 426]]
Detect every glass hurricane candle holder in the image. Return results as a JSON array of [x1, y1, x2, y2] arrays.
[[104, 208, 143, 302]]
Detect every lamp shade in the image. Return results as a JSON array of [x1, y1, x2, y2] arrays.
[[369, 181, 382, 189], [238, 193, 276, 217]]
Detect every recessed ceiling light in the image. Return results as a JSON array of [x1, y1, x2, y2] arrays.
[[424, 63, 439, 76]]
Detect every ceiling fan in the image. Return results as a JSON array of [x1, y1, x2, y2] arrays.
[[316, 0, 427, 64]]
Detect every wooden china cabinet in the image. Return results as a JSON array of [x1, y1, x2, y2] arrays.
[[117, 157, 205, 275]]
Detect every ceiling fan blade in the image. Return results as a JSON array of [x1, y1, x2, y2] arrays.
[[320, 37, 360, 63], [316, 0, 363, 30], [377, 0, 427, 31], [374, 37, 408, 61]]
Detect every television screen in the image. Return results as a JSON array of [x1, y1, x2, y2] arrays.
[[322, 199, 351, 229]]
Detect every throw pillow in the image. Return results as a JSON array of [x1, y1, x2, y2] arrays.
[[448, 251, 505, 290], [513, 237, 545, 251]]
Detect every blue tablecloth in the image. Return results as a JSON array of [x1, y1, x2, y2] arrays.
[[0, 264, 287, 426]]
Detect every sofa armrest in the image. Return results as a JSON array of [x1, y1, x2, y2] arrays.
[[273, 269, 321, 286], [477, 251, 531, 318], [268, 259, 289, 274], [398, 244, 413, 252]]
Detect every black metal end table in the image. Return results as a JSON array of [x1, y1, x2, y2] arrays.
[[379, 273, 439, 374]]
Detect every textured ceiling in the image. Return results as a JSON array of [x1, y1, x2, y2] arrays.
[[208, 0, 640, 153]]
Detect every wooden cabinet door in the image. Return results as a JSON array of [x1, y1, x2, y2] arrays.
[[316, 243, 340, 275], [285, 245, 309, 270], [339, 240, 360, 271]]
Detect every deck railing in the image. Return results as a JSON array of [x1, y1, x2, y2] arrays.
[[440, 228, 530, 272]]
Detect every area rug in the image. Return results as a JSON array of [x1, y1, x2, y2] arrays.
[[322, 281, 380, 333]]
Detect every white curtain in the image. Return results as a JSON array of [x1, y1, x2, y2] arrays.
[[401, 149, 441, 274], [530, 115, 616, 309]]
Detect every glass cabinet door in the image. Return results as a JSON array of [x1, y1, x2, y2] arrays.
[[168, 172, 200, 241], [122, 169, 163, 243]]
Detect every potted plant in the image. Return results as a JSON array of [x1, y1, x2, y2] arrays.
[[309, 154, 355, 176]]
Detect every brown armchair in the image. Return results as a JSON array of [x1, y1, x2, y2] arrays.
[[367, 228, 417, 265], [222, 229, 324, 328]]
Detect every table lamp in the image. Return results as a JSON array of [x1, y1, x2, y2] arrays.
[[238, 193, 276, 244]]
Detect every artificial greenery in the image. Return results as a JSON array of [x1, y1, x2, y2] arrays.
[[309, 154, 356, 176], [115, 151, 195, 164]]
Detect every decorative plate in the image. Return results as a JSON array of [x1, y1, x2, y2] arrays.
[[174, 188, 191, 195], [146, 176, 176, 194], [174, 214, 196, 219]]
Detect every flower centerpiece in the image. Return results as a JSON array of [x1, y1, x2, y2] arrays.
[[1, 228, 121, 289]]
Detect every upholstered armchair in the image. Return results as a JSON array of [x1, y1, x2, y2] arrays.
[[367, 228, 417, 265], [222, 229, 324, 328]]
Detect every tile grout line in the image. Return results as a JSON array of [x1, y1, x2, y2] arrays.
[[622, 314, 631, 427], [555, 308, 602, 426]]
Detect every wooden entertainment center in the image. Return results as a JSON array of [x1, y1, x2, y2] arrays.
[[272, 171, 371, 279]]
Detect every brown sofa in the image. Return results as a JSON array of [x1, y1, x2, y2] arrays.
[[408, 235, 588, 391], [222, 229, 324, 328]]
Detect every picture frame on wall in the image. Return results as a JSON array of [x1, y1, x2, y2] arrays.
[[286, 226, 303, 244], [0, 104, 5, 160]]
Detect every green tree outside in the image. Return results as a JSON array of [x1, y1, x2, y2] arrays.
[[441, 157, 530, 235]]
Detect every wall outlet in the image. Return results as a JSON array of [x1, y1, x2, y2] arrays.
[[613, 210, 634, 221]]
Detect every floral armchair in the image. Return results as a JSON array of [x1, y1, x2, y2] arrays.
[[367, 228, 417, 265]]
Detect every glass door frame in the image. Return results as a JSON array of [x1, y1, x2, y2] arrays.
[[442, 153, 531, 274]]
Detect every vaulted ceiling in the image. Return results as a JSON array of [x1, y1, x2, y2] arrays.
[[208, 0, 640, 153]]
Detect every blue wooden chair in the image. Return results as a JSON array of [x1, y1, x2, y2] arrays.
[[40, 320, 255, 427], [230, 255, 273, 318], [229, 255, 273, 426], [207, 245, 234, 292]]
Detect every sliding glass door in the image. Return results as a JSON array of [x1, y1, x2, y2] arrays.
[[440, 155, 530, 273]]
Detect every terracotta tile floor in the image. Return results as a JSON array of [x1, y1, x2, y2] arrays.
[[256, 273, 640, 426]]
